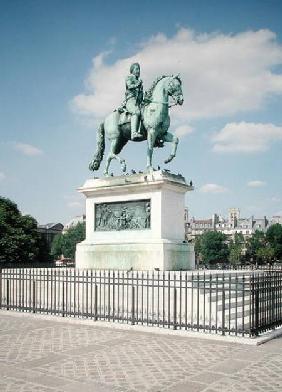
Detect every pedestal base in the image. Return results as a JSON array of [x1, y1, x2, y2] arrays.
[[75, 171, 195, 271], [76, 240, 195, 270]]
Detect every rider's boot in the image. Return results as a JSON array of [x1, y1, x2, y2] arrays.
[[131, 114, 142, 140]]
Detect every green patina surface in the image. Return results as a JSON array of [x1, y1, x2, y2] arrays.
[[89, 63, 184, 176], [95, 199, 151, 231]]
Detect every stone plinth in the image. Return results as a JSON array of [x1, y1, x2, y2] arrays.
[[76, 171, 195, 270]]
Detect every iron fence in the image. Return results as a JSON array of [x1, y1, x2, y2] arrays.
[[0, 268, 282, 337]]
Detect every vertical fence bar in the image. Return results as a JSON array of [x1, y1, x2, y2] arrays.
[[221, 273, 225, 336], [173, 287, 177, 330], [108, 271, 111, 322], [209, 273, 212, 333], [162, 271, 165, 327], [203, 272, 206, 332], [0, 268, 2, 309], [191, 272, 194, 329], [6, 279, 9, 310], [112, 271, 115, 322], [235, 274, 238, 336], [168, 271, 171, 328], [255, 274, 260, 336], [62, 272, 65, 317], [242, 274, 245, 337], [33, 280, 36, 313], [185, 272, 188, 330], [196, 273, 199, 331], [94, 284, 98, 321], [228, 273, 231, 335], [131, 285, 135, 325]]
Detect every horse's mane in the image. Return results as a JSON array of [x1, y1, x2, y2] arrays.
[[144, 74, 182, 102], [144, 75, 169, 101]]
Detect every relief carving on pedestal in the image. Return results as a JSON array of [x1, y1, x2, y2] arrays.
[[95, 199, 151, 231]]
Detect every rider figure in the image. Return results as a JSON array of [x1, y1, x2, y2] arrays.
[[125, 63, 143, 140]]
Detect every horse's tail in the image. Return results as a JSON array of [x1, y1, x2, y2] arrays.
[[89, 122, 105, 171]]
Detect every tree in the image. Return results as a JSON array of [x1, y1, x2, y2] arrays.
[[229, 233, 244, 265], [0, 196, 48, 265], [266, 224, 282, 261], [245, 230, 266, 264], [194, 236, 203, 266], [51, 222, 85, 260], [256, 246, 275, 264], [199, 231, 229, 265]]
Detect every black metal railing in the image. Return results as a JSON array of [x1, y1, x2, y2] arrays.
[[1, 268, 282, 337]]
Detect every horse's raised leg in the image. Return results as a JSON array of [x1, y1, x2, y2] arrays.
[[164, 131, 179, 164], [104, 139, 127, 176], [146, 129, 156, 171]]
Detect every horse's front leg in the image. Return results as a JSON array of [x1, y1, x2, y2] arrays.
[[146, 129, 156, 171], [104, 139, 127, 176], [163, 131, 179, 164]]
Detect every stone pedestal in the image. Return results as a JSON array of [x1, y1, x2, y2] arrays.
[[76, 171, 195, 270]]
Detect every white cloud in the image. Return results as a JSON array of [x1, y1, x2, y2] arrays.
[[72, 28, 282, 135], [247, 180, 266, 187], [14, 143, 43, 156], [212, 122, 282, 153], [271, 196, 281, 202], [199, 183, 228, 193], [0, 172, 5, 181]]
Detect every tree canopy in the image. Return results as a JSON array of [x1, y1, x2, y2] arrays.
[[266, 224, 282, 261], [197, 231, 229, 265], [0, 196, 48, 265], [229, 233, 245, 265], [51, 222, 85, 260]]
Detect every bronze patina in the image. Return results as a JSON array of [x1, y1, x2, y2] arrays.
[[89, 63, 184, 176]]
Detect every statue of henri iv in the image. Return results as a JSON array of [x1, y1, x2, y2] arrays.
[[89, 63, 184, 176]]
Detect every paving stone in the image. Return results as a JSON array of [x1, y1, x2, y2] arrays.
[[1, 311, 282, 391]]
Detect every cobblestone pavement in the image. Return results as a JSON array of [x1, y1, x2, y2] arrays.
[[1, 311, 282, 391]]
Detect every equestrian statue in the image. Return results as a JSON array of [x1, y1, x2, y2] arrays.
[[89, 63, 184, 176]]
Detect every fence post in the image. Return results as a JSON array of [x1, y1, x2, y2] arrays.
[[173, 287, 177, 330], [0, 268, 2, 309], [62, 280, 65, 317], [6, 279, 9, 311], [131, 286, 135, 325], [222, 275, 225, 336], [94, 284, 98, 321], [254, 280, 259, 336], [33, 280, 36, 313], [271, 273, 275, 327]]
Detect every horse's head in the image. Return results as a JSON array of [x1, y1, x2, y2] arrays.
[[167, 75, 184, 105]]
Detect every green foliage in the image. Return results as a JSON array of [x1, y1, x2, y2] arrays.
[[197, 231, 229, 264], [51, 222, 85, 260], [0, 196, 48, 265], [256, 246, 275, 263], [245, 230, 266, 263], [194, 236, 202, 264], [266, 224, 282, 260], [228, 233, 245, 265]]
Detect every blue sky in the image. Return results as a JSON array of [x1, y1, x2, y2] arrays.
[[0, 0, 282, 224]]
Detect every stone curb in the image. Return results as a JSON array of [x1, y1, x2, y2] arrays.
[[1, 309, 282, 346]]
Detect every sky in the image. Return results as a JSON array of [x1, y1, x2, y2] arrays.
[[0, 0, 282, 224]]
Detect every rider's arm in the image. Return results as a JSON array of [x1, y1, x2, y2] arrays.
[[126, 75, 141, 90]]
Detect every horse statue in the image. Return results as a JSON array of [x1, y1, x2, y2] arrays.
[[89, 74, 184, 176]]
